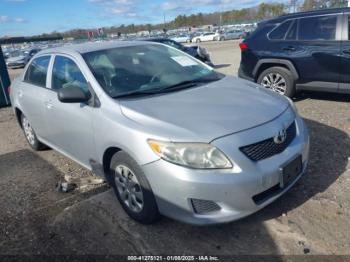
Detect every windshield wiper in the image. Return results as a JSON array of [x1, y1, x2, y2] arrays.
[[113, 76, 222, 99], [158, 76, 222, 93], [112, 89, 161, 99]]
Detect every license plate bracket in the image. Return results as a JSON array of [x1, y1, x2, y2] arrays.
[[280, 155, 302, 188]]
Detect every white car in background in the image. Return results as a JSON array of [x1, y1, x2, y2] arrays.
[[192, 32, 219, 43], [170, 34, 192, 43]]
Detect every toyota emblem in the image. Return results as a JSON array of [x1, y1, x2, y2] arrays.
[[274, 129, 287, 144]]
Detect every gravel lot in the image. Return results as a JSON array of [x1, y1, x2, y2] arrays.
[[1, 40, 350, 256]]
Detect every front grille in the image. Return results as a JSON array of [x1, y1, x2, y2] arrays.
[[240, 121, 296, 162], [190, 199, 221, 214]]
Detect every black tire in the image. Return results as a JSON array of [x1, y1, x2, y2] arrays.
[[220, 37, 225, 41], [257, 66, 296, 98], [109, 151, 160, 224], [196, 38, 201, 43], [21, 114, 46, 151]]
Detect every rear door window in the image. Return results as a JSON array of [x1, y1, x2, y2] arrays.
[[24, 56, 50, 87], [269, 20, 292, 40], [298, 15, 337, 41]]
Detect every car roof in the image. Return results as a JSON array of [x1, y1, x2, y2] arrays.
[[261, 7, 350, 25], [38, 40, 155, 56]]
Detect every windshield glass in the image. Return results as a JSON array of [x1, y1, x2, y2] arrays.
[[83, 44, 221, 98], [9, 50, 26, 57]]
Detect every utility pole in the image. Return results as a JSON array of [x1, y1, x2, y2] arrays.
[[290, 0, 297, 13]]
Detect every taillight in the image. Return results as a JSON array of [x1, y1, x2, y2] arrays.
[[239, 42, 248, 51]]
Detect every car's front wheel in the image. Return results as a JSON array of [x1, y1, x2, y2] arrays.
[[109, 151, 160, 224], [21, 114, 46, 150], [196, 38, 201, 43], [257, 66, 295, 97]]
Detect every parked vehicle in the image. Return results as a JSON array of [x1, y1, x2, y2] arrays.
[[192, 32, 218, 43], [141, 38, 213, 66], [6, 48, 41, 68], [170, 34, 192, 43], [214, 30, 245, 41], [10, 41, 309, 225], [239, 7, 350, 97]]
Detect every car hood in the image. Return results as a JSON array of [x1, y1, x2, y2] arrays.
[[7, 56, 25, 62], [119, 76, 289, 142]]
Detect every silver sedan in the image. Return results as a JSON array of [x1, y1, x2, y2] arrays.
[[10, 41, 309, 225]]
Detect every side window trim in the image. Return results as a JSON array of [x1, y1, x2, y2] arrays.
[[268, 13, 342, 42], [47, 54, 55, 89], [284, 19, 296, 40], [267, 19, 293, 41], [341, 13, 348, 41], [23, 55, 52, 88]]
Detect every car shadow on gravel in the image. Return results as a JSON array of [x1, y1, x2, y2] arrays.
[[0, 149, 107, 254], [294, 91, 350, 102], [214, 64, 231, 69]]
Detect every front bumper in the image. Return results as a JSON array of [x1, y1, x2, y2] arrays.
[[7, 62, 25, 68], [142, 114, 309, 225]]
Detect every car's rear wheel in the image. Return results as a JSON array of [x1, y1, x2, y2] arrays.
[[220, 37, 225, 41], [196, 38, 201, 43], [109, 151, 160, 224], [257, 66, 295, 97], [21, 114, 46, 151]]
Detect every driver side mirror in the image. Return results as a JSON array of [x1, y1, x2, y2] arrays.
[[57, 84, 91, 103]]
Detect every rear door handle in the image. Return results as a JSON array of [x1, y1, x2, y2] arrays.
[[282, 46, 296, 51], [342, 49, 350, 55]]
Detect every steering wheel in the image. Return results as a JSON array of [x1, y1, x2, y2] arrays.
[[150, 69, 166, 83]]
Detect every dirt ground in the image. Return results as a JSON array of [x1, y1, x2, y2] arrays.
[[1, 40, 350, 257]]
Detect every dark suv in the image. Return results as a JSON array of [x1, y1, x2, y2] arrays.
[[238, 8, 350, 97]]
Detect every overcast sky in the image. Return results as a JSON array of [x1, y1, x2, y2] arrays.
[[0, 0, 276, 37]]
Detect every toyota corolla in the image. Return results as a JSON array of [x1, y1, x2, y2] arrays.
[[10, 41, 309, 225]]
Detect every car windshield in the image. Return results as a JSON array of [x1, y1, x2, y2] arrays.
[[9, 50, 26, 57], [83, 44, 222, 98]]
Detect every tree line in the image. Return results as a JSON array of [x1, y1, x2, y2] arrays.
[[4, 0, 348, 40]]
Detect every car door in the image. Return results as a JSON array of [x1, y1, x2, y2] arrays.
[[201, 33, 208, 42], [206, 33, 215, 41], [339, 13, 350, 93], [19, 55, 52, 139], [287, 14, 342, 91], [44, 54, 97, 167], [228, 31, 236, 39]]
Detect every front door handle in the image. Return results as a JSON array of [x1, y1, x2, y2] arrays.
[[342, 49, 350, 55], [45, 100, 53, 109], [282, 46, 296, 52]]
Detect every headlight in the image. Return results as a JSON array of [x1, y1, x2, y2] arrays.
[[148, 140, 233, 169]]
